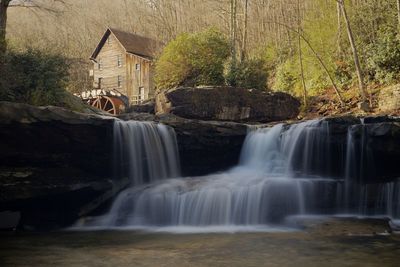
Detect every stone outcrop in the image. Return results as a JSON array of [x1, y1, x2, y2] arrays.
[[379, 84, 400, 112], [155, 86, 301, 122], [128, 99, 155, 114]]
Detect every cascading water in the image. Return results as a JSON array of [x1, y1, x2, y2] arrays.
[[112, 120, 180, 185], [340, 121, 400, 218], [80, 119, 400, 231]]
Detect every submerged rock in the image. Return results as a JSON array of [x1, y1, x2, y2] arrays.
[[155, 86, 301, 122]]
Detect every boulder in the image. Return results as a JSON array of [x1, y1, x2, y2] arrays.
[[155, 86, 301, 122], [128, 99, 155, 114], [379, 84, 400, 113]]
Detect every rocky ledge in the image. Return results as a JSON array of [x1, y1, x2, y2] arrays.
[[0, 102, 249, 229], [1, 101, 400, 230], [155, 86, 301, 122]]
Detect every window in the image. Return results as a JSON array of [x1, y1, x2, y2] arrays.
[[117, 76, 122, 88], [138, 87, 145, 100], [117, 55, 122, 67], [98, 59, 103, 70], [98, 78, 102, 89], [135, 63, 141, 71]]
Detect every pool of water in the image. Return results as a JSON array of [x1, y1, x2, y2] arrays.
[[1, 218, 400, 267]]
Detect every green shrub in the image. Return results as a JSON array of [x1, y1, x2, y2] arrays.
[[273, 61, 297, 93], [227, 58, 268, 90], [155, 28, 230, 89], [366, 27, 400, 84], [0, 49, 69, 106]]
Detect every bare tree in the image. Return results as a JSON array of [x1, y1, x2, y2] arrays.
[[230, 0, 238, 63], [0, 0, 11, 56], [240, 0, 248, 62], [336, 0, 342, 57], [397, 0, 400, 28], [266, 19, 345, 105], [297, 0, 307, 108], [338, 0, 369, 110], [1, 0, 65, 56]]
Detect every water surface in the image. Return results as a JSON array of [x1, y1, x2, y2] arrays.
[[2, 219, 400, 267]]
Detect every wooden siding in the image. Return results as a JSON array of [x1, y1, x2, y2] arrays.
[[92, 34, 127, 94], [92, 32, 156, 105], [126, 54, 153, 103]]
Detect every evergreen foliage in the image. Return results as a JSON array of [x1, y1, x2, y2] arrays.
[[366, 27, 400, 84], [0, 49, 69, 106]]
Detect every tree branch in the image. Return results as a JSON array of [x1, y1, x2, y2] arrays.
[[264, 19, 345, 106]]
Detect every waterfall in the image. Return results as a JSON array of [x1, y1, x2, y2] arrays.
[[79, 119, 399, 231], [113, 120, 180, 185]]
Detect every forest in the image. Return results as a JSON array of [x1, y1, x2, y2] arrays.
[[1, 0, 400, 113]]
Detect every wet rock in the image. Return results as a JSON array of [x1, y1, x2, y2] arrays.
[[0, 102, 249, 228], [0, 102, 119, 229], [155, 86, 301, 123], [128, 99, 155, 114], [1, 101, 400, 229], [158, 115, 248, 176]]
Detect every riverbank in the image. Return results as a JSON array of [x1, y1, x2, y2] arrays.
[[1, 218, 399, 267]]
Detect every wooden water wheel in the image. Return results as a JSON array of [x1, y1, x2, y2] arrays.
[[89, 95, 125, 115]]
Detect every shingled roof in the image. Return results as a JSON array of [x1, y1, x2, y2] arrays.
[[90, 28, 162, 60]]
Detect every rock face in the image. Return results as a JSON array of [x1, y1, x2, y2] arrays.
[[155, 87, 301, 122], [287, 116, 400, 183], [158, 115, 248, 176], [0, 102, 248, 229], [127, 99, 155, 114], [1, 101, 400, 230], [379, 84, 400, 112], [0, 102, 120, 229]]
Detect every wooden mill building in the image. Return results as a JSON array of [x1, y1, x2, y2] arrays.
[[90, 28, 161, 105]]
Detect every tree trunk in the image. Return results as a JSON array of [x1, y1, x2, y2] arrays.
[[230, 0, 237, 63], [336, 1, 342, 57], [0, 0, 10, 57], [297, 0, 307, 108], [267, 20, 345, 106], [397, 0, 400, 29], [240, 0, 248, 62], [339, 0, 369, 109]]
